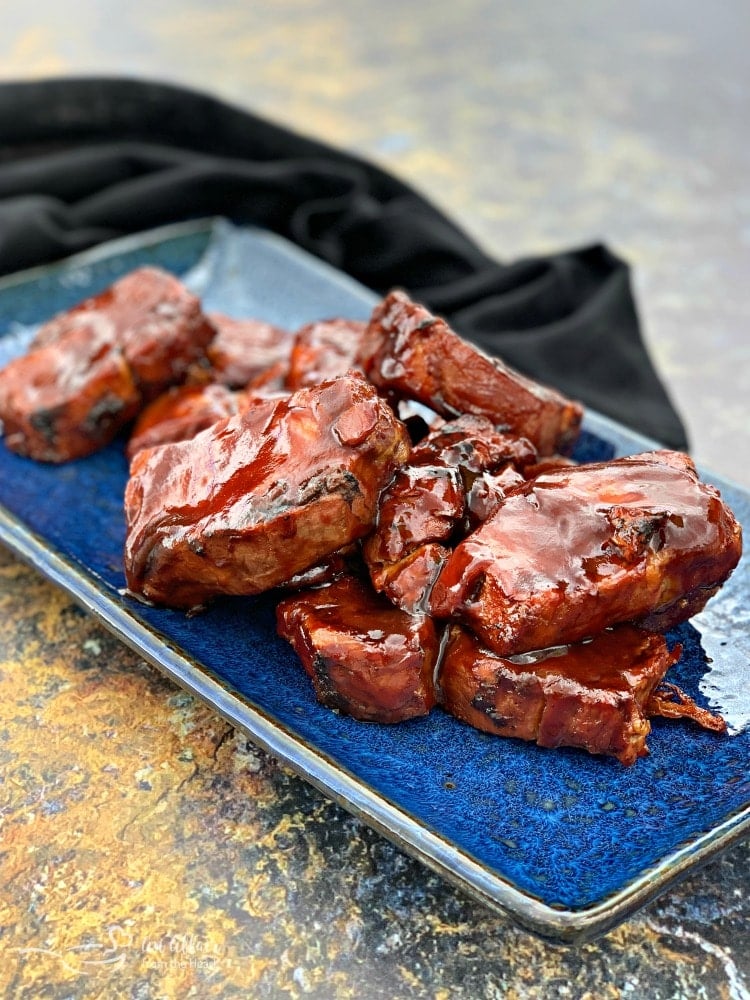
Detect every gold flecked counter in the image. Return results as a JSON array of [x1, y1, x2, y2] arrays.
[[1, 2, 749, 998], [2, 546, 748, 998]]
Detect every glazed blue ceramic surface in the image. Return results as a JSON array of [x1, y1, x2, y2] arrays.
[[0, 220, 747, 942]]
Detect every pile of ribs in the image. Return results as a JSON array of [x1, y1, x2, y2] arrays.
[[0, 266, 743, 765]]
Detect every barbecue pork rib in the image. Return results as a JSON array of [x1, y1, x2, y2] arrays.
[[30, 266, 215, 402], [439, 624, 724, 766], [285, 318, 369, 389], [125, 381, 292, 460], [124, 371, 411, 608], [0, 266, 215, 461], [276, 575, 439, 723], [429, 451, 743, 656], [363, 414, 538, 613], [408, 413, 538, 476], [363, 465, 465, 613], [202, 313, 293, 389], [0, 324, 142, 462], [359, 290, 582, 456], [126, 383, 242, 460]]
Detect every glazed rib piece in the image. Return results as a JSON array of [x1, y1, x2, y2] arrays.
[[124, 371, 411, 608], [278, 543, 362, 592], [429, 451, 743, 656], [203, 313, 293, 388], [0, 325, 141, 462], [285, 318, 369, 389], [363, 465, 465, 613], [411, 414, 538, 534], [360, 290, 582, 456], [0, 267, 215, 461], [408, 414, 537, 476], [464, 467, 527, 531], [245, 358, 291, 393], [276, 575, 439, 723], [439, 624, 724, 766], [363, 414, 537, 613], [31, 266, 215, 403], [125, 381, 291, 460], [126, 383, 242, 460]]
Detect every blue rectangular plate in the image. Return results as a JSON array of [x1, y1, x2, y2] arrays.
[[0, 219, 748, 943]]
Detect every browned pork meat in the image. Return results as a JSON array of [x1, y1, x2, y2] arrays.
[[245, 359, 291, 393], [0, 325, 141, 462], [276, 575, 439, 723], [429, 450, 743, 656], [285, 318, 369, 389], [31, 267, 215, 402], [126, 383, 242, 460], [363, 465, 465, 613], [363, 414, 538, 613], [408, 414, 538, 475], [203, 313, 293, 388], [359, 290, 582, 456], [439, 624, 725, 766], [126, 381, 292, 460], [0, 267, 215, 461], [463, 467, 528, 531], [124, 371, 411, 608], [278, 544, 362, 591]]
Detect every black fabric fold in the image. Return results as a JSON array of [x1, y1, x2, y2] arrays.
[[0, 76, 686, 448]]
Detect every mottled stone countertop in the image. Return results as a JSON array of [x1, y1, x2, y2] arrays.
[[0, 2, 748, 998]]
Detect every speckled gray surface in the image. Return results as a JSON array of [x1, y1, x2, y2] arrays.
[[2, 0, 746, 484], [0, 3, 748, 998]]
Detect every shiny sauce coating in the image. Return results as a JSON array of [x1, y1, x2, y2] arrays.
[[124, 372, 411, 608], [276, 575, 439, 723], [439, 624, 681, 765], [430, 451, 743, 655], [362, 290, 583, 456]]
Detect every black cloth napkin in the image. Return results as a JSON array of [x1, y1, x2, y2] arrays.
[[0, 77, 686, 449]]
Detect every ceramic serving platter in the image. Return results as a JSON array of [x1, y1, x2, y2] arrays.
[[0, 219, 747, 943]]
